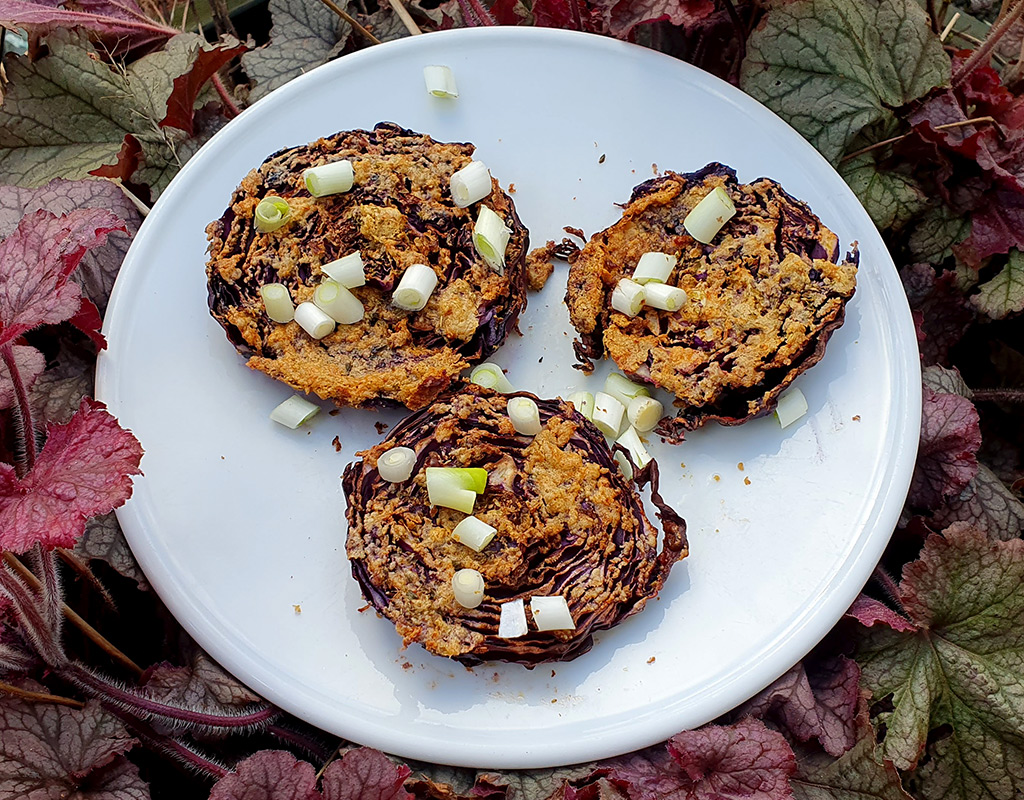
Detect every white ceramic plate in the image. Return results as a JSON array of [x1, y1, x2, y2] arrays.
[[96, 27, 920, 769]]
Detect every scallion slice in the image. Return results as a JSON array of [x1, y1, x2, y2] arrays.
[[683, 186, 736, 244], [426, 467, 488, 512], [321, 252, 365, 288], [392, 263, 438, 311], [775, 386, 808, 428], [377, 446, 416, 483], [603, 372, 650, 407], [498, 599, 528, 638], [627, 395, 664, 432], [470, 362, 513, 392], [565, 391, 595, 420], [254, 196, 290, 233], [507, 396, 542, 436], [451, 515, 497, 552], [611, 278, 645, 317], [473, 206, 511, 274], [294, 302, 336, 339], [632, 252, 676, 284], [270, 395, 320, 429], [592, 391, 626, 438], [260, 283, 295, 323], [423, 64, 458, 98], [617, 425, 652, 469], [314, 280, 364, 324], [450, 160, 492, 208], [529, 595, 575, 631], [452, 569, 485, 609], [643, 283, 688, 312], [304, 160, 354, 197]]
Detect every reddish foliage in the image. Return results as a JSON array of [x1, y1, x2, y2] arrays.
[[162, 39, 249, 135]]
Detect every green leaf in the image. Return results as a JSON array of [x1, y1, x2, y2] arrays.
[[791, 727, 912, 800], [854, 524, 1024, 798], [740, 0, 950, 164], [932, 463, 1024, 543], [838, 154, 929, 231], [241, 0, 351, 102], [907, 203, 972, 264], [972, 250, 1024, 319]]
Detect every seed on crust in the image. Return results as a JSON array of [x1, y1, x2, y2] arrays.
[[565, 163, 858, 442], [206, 122, 530, 410], [342, 384, 687, 665]]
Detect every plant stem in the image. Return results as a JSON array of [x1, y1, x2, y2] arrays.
[[267, 723, 335, 762], [57, 547, 116, 610], [386, 0, 422, 35], [840, 116, 996, 162], [951, 0, 1024, 87], [3, 553, 142, 675], [466, 0, 497, 25], [315, 0, 381, 45], [211, 73, 240, 118], [872, 566, 911, 618], [1, 343, 37, 476], [972, 388, 1024, 404], [456, 0, 482, 25], [114, 711, 231, 779], [35, 545, 63, 647], [63, 662, 278, 730], [0, 561, 63, 665], [0, 681, 86, 708]]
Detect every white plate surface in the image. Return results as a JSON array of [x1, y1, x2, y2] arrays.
[[97, 28, 920, 769]]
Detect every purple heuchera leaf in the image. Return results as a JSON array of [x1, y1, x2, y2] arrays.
[[909, 385, 982, 509], [209, 750, 320, 800], [142, 651, 262, 717], [0, 344, 46, 411], [666, 718, 797, 800], [739, 656, 861, 757], [321, 747, 412, 800], [846, 594, 918, 633], [0, 0, 175, 54], [608, 745, 690, 799], [0, 397, 143, 553], [0, 208, 124, 349], [0, 694, 138, 798], [592, 0, 713, 36]]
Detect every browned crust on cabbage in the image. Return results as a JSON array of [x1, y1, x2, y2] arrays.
[[343, 384, 687, 665], [206, 122, 529, 410], [564, 163, 858, 442]]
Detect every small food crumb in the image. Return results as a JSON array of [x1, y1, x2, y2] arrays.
[[852, 415, 861, 421], [599, 154, 606, 164], [402, 661, 413, 671], [358, 603, 371, 613], [551, 670, 557, 677], [551, 698, 558, 704], [713, 474, 721, 482], [737, 462, 744, 471], [329, 409, 340, 416], [744, 477, 751, 485], [220, 455, 225, 460], [375, 421, 389, 434], [652, 163, 658, 174], [293, 604, 302, 614], [647, 656, 656, 664], [332, 436, 342, 452], [508, 183, 516, 193]]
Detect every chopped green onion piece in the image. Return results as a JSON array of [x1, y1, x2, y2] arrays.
[[683, 186, 736, 244], [566, 391, 595, 420], [507, 396, 542, 436], [304, 160, 354, 197], [423, 64, 458, 98], [617, 425, 652, 469], [452, 515, 497, 552], [314, 280, 364, 324], [643, 283, 688, 312], [627, 395, 664, 432], [603, 372, 650, 407], [450, 160, 492, 208], [452, 568, 485, 609], [593, 391, 626, 438], [260, 283, 295, 323], [254, 196, 290, 233], [473, 206, 511, 274], [426, 466, 488, 501], [614, 450, 634, 480], [294, 301, 335, 339], [270, 394, 320, 429], [530, 595, 575, 631], [632, 252, 676, 284], [470, 362, 513, 392], [498, 599, 527, 638], [392, 263, 438, 311], [775, 386, 808, 429], [321, 252, 365, 288], [378, 446, 416, 483], [611, 278, 645, 317]]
